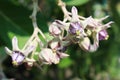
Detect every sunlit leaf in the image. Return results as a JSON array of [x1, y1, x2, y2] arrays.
[[58, 58, 73, 68], [63, 0, 90, 6]]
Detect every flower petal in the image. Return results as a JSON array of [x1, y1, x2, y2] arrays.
[[5, 47, 12, 56], [102, 21, 114, 29], [89, 44, 98, 52], [99, 15, 109, 22], [12, 36, 19, 51], [71, 6, 79, 21], [52, 54, 60, 64], [79, 37, 90, 51], [23, 45, 35, 56], [39, 48, 54, 64], [49, 39, 60, 49], [84, 16, 97, 28], [58, 52, 69, 58], [55, 20, 65, 28], [89, 33, 99, 52]]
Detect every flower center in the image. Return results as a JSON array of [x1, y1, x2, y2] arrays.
[[12, 51, 25, 66]]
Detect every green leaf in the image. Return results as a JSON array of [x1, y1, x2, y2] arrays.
[[0, 11, 29, 48], [39, 32, 53, 46], [0, 0, 32, 34], [58, 58, 73, 68], [63, 0, 90, 6], [8, 32, 30, 49]]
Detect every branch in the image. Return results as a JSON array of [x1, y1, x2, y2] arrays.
[[58, 0, 71, 21], [30, 0, 47, 41], [30, 0, 38, 28], [22, 0, 47, 50], [58, 0, 85, 21]]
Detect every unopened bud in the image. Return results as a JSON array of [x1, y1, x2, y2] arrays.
[[79, 37, 90, 51]]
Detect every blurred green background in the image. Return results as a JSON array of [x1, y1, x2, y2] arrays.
[[0, 0, 120, 80]]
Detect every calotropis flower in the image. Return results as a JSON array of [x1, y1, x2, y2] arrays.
[[39, 39, 69, 64], [5, 36, 35, 66], [69, 6, 86, 37], [78, 16, 113, 52], [49, 22, 62, 36], [39, 48, 69, 64], [49, 6, 113, 52], [49, 20, 68, 37], [67, 7, 87, 44], [79, 36, 98, 52], [84, 16, 113, 40]]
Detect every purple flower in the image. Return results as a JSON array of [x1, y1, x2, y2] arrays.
[[99, 30, 108, 40], [69, 6, 84, 35], [12, 51, 25, 65], [80, 16, 113, 52], [39, 48, 69, 64], [69, 6, 87, 41], [84, 16, 113, 29], [5, 36, 35, 66], [69, 22, 83, 35]]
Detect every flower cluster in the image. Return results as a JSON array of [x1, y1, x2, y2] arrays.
[[49, 6, 113, 52], [5, 6, 113, 68]]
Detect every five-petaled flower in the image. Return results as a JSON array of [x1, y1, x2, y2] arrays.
[[39, 39, 69, 64], [5, 36, 35, 66]]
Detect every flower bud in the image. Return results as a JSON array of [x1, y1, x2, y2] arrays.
[[79, 37, 90, 51], [49, 22, 61, 36], [39, 48, 55, 64]]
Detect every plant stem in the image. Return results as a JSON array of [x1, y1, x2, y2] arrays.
[[58, 0, 86, 20], [58, 0, 71, 21], [30, 0, 47, 41], [22, 0, 47, 50], [30, 0, 38, 29]]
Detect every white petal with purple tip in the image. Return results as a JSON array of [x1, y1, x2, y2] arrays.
[[12, 36, 19, 51], [23, 45, 35, 56], [59, 52, 69, 58], [71, 6, 79, 21], [5, 47, 12, 56]]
